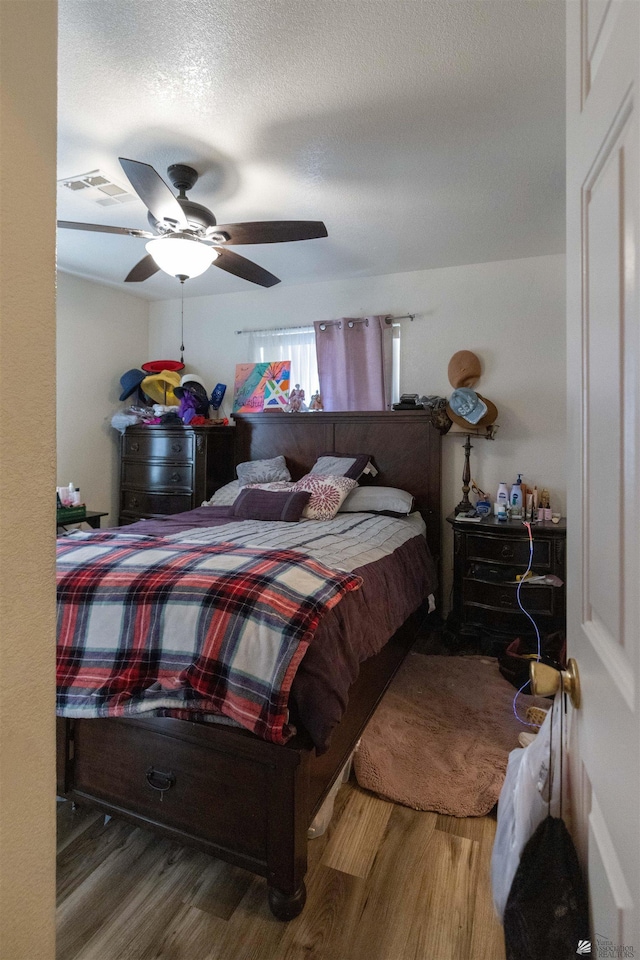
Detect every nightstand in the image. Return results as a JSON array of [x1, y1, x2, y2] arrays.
[[446, 513, 566, 654]]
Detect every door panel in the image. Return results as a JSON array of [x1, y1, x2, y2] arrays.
[[567, 0, 640, 949]]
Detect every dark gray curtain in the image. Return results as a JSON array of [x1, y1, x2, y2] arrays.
[[313, 315, 393, 411]]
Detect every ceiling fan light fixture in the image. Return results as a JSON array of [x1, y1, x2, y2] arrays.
[[145, 235, 218, 279]]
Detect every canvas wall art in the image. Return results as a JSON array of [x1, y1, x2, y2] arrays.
[[233, 361, 291, 413]]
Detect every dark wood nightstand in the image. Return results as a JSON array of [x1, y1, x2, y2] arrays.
[[446, 513, 566, 654]]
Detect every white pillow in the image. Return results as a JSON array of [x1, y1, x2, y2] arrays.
[[202, 479, 241, 506], [339, 485, 415, 515]]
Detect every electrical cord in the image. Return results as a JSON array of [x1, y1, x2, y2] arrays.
[[512, 520, 544, 726]]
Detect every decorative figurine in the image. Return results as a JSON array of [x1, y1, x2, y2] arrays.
[[309, 390, 323, 411], [288, 384, 306, 413]]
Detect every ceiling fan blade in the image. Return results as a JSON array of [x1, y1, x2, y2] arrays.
[[57, 220, 155, 239], [213, 221, 328, 244], [119, 158, 189, 229], [212, 248, 280, 287], [124, 255, 161, 283]]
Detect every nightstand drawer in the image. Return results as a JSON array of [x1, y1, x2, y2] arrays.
[[121, 461, 194, 492], [122, 432, 194, 462], [465, 534, 552, 570], [463, 578, 557, 616]]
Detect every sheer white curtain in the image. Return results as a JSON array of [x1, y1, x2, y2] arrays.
[[247, 327, 320, 398]]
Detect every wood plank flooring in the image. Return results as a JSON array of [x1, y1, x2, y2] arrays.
[[56, 781, 505, 960]]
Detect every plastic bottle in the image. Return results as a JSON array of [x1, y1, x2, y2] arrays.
[[510, 474, 523, 515], [67, 482, 75, 506], [497, 482, 509, 507]]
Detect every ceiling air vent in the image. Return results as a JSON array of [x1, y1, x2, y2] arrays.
[[58, 169, 136, 205]]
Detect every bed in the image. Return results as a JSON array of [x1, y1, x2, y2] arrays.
[[56, 410, 441, 919]]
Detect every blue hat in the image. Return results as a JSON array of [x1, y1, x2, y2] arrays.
[[119, 368, 146, 402], [448, 388, 488, 425]]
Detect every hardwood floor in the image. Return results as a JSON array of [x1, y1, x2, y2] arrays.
[[56, 780, 505, 960]]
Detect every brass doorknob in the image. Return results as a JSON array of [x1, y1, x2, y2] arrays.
[[529, 658, 581, 709]]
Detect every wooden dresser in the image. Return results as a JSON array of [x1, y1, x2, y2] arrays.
[[446, 513, 566, 654], [119, 423, 235, 524]]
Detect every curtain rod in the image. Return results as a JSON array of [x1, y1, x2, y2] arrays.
[[235, 323, 313, 335], [235, 314, 417, 335]]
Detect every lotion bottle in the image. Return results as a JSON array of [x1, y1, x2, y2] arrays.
[[497, 482, 509, 507]]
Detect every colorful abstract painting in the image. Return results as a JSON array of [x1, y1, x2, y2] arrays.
[[233, 361, 291, 413]]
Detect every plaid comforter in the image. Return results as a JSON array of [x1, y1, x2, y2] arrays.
[[56, 531, 362, 743]]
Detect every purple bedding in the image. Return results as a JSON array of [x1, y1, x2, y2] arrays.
[[119, 507, 437, 752]]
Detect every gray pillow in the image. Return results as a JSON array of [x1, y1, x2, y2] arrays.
[[236, 455, 291, 487]]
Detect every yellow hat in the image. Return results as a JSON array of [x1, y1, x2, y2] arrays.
[[141, 369, 181, 405]]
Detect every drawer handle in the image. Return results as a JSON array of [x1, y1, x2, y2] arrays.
[[501, 545, 514, 559], [130, 441, 139, 452], [499, 593, 512, 607], [129, 496, 139, 508], [169, 472, 181, 483], [171, 442, 182, 453], [146, 766, 176, 801]]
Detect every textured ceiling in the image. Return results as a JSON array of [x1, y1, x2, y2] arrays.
[[56, 0, 565, 300]]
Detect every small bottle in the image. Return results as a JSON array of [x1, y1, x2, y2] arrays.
[[497, 482, 509, 507], [72, 487, 82, 506], [67, 482, 75, 506], [510, 474, 523, 516]]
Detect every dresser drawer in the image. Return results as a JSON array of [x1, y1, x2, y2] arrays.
[[73, 720, 267, 859], [121, 461, 194, 492], [463, 578, 558, 616], [120, 490, 193, 516], [122, 431, 194, 462], [465, 534, 552, 571]]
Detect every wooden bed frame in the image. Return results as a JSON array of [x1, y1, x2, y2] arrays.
[[56, 410, 441, 919]]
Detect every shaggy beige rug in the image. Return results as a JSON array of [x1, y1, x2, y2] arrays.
[[354, 653, 548, 817]]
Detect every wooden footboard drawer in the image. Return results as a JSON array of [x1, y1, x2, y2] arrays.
[[72, 720, 268, 859]]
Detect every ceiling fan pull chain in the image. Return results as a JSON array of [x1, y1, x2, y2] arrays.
[[180, 279, 185, 363]]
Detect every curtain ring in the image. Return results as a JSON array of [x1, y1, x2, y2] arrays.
[[348, 320, 354, 328], [365, 318, 369, 327], [319, 322, 326, 331]]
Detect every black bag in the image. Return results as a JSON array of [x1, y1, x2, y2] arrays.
[[498, 631, 567, 691], [503, 815, 590, 960]]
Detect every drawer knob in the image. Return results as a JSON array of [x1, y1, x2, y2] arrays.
[[169, 472, 181, 483], [499, 594, 512, 607], [146, 766, 176, 801], [129, 496, 139, 508], [501, 545, 514, 559], [171, 442, 182, 453], [130, 441, 139, 453]]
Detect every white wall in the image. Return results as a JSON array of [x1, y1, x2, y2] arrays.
[[56, 272, 149, 525], [149, 253, 566, 608], [0, 3, 57, 957]]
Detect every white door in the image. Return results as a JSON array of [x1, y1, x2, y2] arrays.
[[566, 0, 640, 952]]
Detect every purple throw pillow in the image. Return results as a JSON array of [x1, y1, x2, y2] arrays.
[[232, 488, 311, 522]]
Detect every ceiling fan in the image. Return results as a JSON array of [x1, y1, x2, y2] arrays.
[[57, 158, 328, 287]]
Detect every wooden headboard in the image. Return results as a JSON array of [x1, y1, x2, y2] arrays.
[[233, 410, 442, 582]]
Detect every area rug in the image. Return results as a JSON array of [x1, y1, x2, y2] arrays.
[[353, 653, 548, 817]]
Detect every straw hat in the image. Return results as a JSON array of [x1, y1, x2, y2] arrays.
[[447, 351, 481, 389]]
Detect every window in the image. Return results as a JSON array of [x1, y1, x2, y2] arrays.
[[247, 324, 400, 406]]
